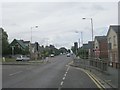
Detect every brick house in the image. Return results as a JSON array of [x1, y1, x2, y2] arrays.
[[107, 25, 119, 68], [94, 36, 108, 59]]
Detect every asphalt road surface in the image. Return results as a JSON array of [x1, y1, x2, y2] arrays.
[[2, 55, 99, 89]]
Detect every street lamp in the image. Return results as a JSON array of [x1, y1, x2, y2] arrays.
[[31, 26, 39, 43], [82, 18, 94, 42], [11, 46, 15, 57], [75, 31, 83, 47], [30, 26, 39, 60], [82, 17, 94, 59]]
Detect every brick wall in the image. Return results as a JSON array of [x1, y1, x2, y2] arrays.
[[99, 41, 108, 59]]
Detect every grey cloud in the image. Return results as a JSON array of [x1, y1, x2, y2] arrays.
[[2, 2, 118, 48]]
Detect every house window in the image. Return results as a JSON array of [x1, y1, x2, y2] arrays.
[[113, 36, 116, 46], [109, 37, 111, 43]]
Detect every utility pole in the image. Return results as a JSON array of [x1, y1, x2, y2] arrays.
[[78, 38, 80, 48], [12, 46, 14, 57], [82, 17, 94, 58], [81, 31, 83, 46]]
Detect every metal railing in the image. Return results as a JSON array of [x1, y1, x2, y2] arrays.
[[73, 57, 108, 72]]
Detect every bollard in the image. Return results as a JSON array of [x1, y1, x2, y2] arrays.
[[2, 57, 5, 62]]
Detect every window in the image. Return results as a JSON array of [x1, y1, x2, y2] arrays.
[[113, 36, 116, 46], [109, 37, 111, 43]]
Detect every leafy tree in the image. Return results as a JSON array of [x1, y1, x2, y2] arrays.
[[71, 46, 76, 54], [59, 47, 67, 54], [77, 48, 89, 59], [67, 49, 71, 53], [1, 28, 10, 56]]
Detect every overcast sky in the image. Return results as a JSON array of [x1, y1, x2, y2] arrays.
[[1, 1, 118, 49]]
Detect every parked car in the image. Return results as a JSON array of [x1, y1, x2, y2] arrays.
[[16, 55, 30, 61], [67, 53, 70, 57]]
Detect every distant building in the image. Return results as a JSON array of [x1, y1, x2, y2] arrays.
[[74, 42, 78, 55], [88, 41, 94, 58], [10, 39, 26, 51], [94, 36, 108, 59], [10, 39, 30, 56], [107, 25, 119, 68], [30, 42, 39, 60], [80, 41, 94, 59]]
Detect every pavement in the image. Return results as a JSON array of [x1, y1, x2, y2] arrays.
[[2, 55, 102, 89]]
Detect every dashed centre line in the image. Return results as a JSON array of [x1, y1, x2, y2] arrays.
[[64, 73, 67, 77], [60, 81, 64, 86], [59, 62, 72, 90], [63, 77, 65, 80], [59, 65, 70, 88]]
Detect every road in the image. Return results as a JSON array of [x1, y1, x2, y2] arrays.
[[2, 55, 99, 89]]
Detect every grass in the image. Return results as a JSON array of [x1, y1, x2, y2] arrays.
[[2, 58, 16, 62]]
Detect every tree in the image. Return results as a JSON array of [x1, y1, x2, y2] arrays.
[[71, 46, 76, 54], [59, 47, 67, 54], [67, 49, 71, 53], [1, 28, 10, 56]]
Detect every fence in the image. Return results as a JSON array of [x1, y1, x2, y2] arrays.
[[73, 58, 108, 72], [89, 59, 108, 72]]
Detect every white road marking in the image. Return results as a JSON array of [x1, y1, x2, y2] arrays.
[[64, 73, 66, 77], [59, 65, 70, 88], [9, 71, 23, 76], [66, 66, 70, 71], [65, 65, 69, 67], [60, 81, 64, 86], [63, 77, 65, 80]]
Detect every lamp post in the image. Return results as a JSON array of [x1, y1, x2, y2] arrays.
[[82, 18, 94, 58], [75, 31, 83, 48], [11, 46, 15, 57], [31, 26, 38, 43], [30, 26, 39, 60], [82, 18, 93, 42]]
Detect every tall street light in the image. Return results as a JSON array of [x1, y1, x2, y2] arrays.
[[82, 17, 94, 58], [30, 25, 39, 60], [82, 18, 94, 42], [75, 31, 83, 48], [31, 26, 39, 43]]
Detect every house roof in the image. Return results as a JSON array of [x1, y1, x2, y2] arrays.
[[10, 39, 26, 49], [82, 44, 90, 49], [17, 40, 26, 49], [24, 41, 30, 44], [107, 25, 120, 36], [95, 36, 107, 42]]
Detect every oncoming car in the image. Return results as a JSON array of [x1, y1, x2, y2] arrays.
[[67, 53, 70, 57], [50, 54, 54, 57]]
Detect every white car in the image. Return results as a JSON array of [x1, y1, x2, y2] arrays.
[[16, 55, 30, 61], [50, 54, 54, 57], [67, 53, 70, 57]]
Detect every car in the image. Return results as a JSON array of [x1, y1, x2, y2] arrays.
[[50, 54, 54, 57], [67, 53, 70, 57], [16, 55, 30, 61]]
